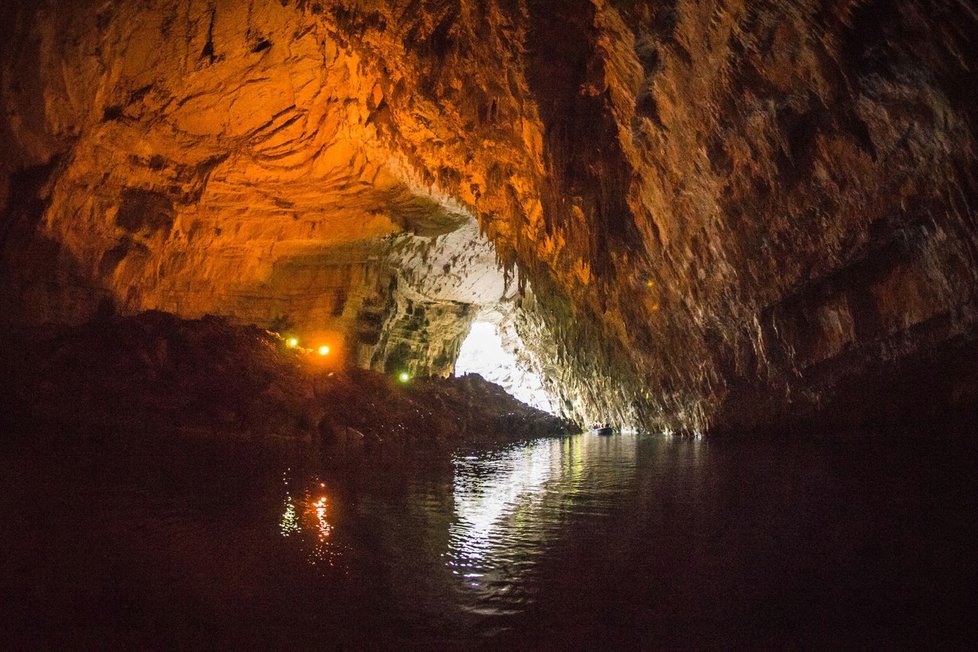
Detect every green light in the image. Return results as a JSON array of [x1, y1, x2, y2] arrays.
[[398, 372, 410, 383]]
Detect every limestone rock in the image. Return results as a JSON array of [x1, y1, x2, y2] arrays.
[[2, 0, 977, 433]]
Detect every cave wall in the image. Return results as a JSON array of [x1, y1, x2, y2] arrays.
[[510, 0, 978, 431], [2, 0, 977, 432], [0, 0, 518, 376]]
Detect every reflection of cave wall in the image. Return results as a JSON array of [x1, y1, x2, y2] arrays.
[[2, 0, 977, 433]]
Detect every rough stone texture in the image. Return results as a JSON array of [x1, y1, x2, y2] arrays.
[[0, 0, 517, 380], [2, 0, 977, 433], [0, 312, 577, 446]]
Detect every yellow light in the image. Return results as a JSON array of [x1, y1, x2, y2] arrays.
[[399, 372, 410, 383], [318, 345, 330, 356], [286, 337, 299, 348], [280, 498, 299, 536]]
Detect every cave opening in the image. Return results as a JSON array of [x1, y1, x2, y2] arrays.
[[3, 0, 978, 647], [454, 320, 558, 414]]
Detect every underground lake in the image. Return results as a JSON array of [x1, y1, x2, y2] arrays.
[[3, 426, 978, 648]]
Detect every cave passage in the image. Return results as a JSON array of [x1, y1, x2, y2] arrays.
[[2, 0, 978, 646], [4, 0, 976, 433], [454, 320, 559, 414]]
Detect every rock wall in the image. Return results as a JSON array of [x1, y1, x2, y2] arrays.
[[0, 0, 518, 377], [503, 0, 978, 433], [2, 0, 977, 432]]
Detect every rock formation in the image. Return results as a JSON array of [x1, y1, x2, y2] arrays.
[[2, 0, 977, 433], [0, 311, 577, 445]]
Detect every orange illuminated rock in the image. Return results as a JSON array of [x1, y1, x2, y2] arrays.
[[1, 0, 977, 433]]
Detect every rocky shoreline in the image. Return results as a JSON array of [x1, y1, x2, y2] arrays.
[[0, 311, 578, 451]]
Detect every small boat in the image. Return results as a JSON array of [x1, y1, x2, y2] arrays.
[[591, 425, 614, 436]]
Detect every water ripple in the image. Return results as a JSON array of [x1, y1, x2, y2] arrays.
[[445, 433, 639, 606]]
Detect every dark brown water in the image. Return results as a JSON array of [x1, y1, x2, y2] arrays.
[[3, 430, 977, 649]]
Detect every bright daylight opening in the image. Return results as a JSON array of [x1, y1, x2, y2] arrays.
[[454, 321, 558, 414]]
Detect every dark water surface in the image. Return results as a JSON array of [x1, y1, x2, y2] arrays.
[[3, 430, 977, 649]]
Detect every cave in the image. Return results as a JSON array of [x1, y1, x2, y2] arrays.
[[2, 0, 978, 647]]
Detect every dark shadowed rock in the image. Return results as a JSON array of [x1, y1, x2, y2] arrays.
[[0, 312, 577, 449]]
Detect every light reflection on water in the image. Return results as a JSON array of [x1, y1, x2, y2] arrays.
[[274, 433, 644, 617], [278, 469, 345, 570], [6, 430, 977, 648], [446, 434, 638, 597]]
